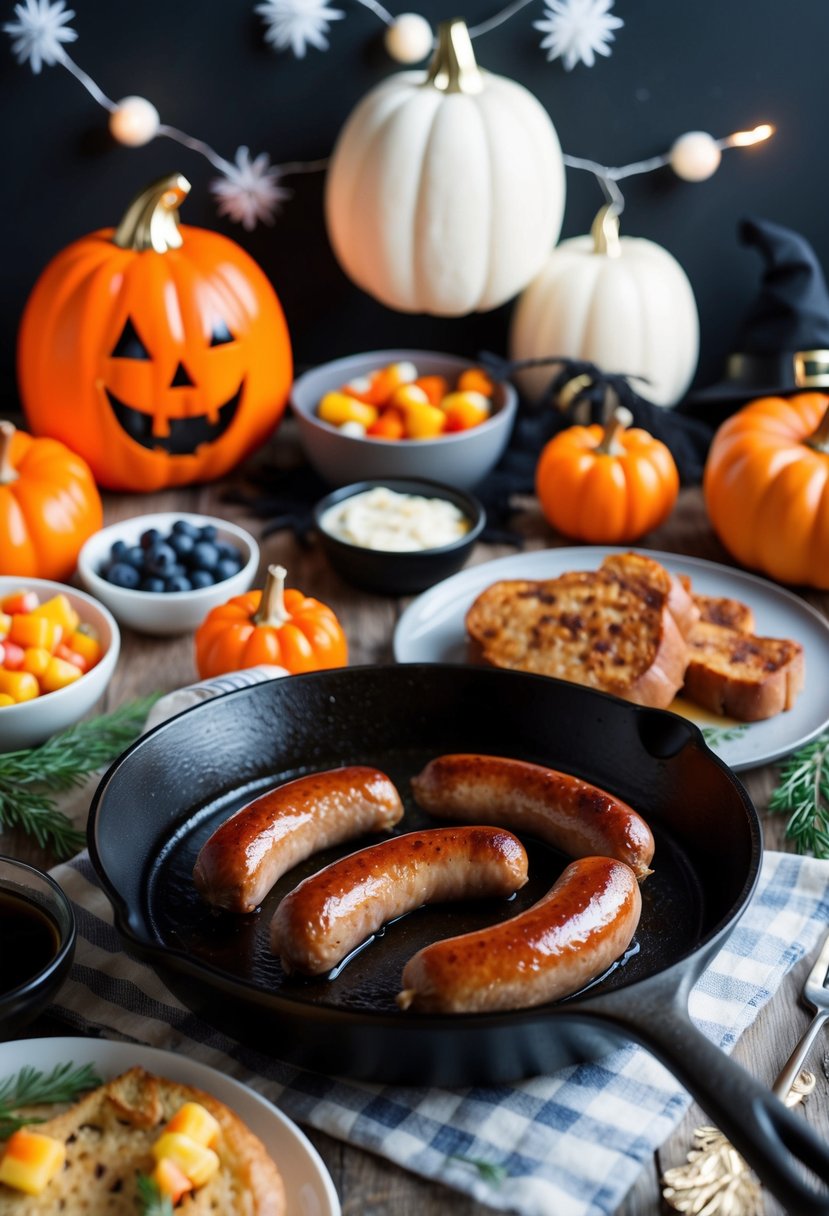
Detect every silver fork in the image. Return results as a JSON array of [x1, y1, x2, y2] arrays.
[[772, 928, 829, 1102]]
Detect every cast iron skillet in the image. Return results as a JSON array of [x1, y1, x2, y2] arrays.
[[88, 664, 829, 1213]]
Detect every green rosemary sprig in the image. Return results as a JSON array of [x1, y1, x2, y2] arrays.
[[447, 1154, 508, 1185], [768, 733, 829, 858], [0, 1062, 102, 1138], [700, 723, 748, 747], [137, 1174, 175, 1216], [0, 694, 160, 858]]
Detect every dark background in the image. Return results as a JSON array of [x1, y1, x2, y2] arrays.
[[1, 0, 826, 410]]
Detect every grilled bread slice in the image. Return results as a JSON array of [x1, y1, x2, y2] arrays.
[[0, 1067, 285, 1215], [677, 579, 803, 721], [465, 556, 690, 709], [600, 552, 699, 639]]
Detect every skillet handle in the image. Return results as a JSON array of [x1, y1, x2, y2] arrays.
[[585, 977, 829, 1216]]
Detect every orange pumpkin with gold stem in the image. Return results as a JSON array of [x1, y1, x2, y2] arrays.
[[195, 564, 348, 678], [0, 420, 102, 580], [704, 391, 829, 588], [17, 174, 292, 493], [535, 405, 679, 543]]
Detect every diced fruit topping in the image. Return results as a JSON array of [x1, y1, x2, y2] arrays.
[[163, 1102, 220, 1148], [0, 1128, 66, 1195], [0, 589, 102, 708], [152, 1157, 194, 1205], [151, 1133, 220, 1188], [316, 362, 497, 441], [97, 520, 245, 594]]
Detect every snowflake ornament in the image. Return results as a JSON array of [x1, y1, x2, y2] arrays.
[[211, 146, 291, 230], [534, 0, 623, 70], [3, 0, 77, 73], [256, 0, 344, 58]]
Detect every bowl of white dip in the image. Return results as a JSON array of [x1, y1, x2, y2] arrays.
[[313, 478, 486, 595]]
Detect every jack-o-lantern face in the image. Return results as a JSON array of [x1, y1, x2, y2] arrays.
[[17, 174, 293, 492]]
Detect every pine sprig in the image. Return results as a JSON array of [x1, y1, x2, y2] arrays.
[[137, 1174, 175, 1216], [0, 1062, 102, 1138], [0, 695, 160, 858], [768, 733, 829, 858]]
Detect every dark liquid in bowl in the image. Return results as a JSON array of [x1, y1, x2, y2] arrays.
[[0, 890, 60, 993]]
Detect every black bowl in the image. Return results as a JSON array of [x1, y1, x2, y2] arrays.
[[312, 477, 486, 596], [0, 857, 76, 1039]]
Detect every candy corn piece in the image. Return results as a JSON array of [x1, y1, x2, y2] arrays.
[[0, 1129, 66, 1195]]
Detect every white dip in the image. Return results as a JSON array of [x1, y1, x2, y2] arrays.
[[320, 486, 470, 552]]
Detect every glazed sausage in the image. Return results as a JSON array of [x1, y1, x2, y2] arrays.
[[397, 855, 641, 1013], [270, 826, 529, 975], [193, 766, 404, 913], [411, 754, 654, 879]]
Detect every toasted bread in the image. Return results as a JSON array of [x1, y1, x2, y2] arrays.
[[0, 1067, 285, 1215], [465, 555, 690, 709], [601, 552, 699, 639], [675, 578, 803, 721]]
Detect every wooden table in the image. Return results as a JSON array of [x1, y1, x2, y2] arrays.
[[4, 433, 828, 1216]]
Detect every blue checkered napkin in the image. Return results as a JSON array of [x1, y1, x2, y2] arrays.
[[47, 850, 829, 1216]]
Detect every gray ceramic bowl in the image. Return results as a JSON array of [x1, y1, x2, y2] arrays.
[[0, 857, 75, 1036], [313, 478, 486, 595], [291, 349, 517, 491]]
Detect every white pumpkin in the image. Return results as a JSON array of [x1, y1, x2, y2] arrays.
[[510, 207, 700, 407], [324, 19, 565, 317]]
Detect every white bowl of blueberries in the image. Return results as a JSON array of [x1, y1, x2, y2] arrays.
[[76, 513, 259, 636]]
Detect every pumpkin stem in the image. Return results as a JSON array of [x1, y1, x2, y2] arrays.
[[254, 565, 292, 627], [595, 406, 634, 455], [806, 400, 829, 452], [426, 20, 484, 95], [112, 174, 191, 254], [0, 421, 18, 485], [591, 206, 622, 258]]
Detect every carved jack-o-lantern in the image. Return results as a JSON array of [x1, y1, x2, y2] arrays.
[[17, 174, 293, 492]]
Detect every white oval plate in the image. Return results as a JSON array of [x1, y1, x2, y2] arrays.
[[394, 546, 829, 771], [0, 1037, 340, 1216]]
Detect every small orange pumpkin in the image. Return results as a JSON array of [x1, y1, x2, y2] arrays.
[[18, 174, 292, 493], [0, 420, 103, 581], [535, 406, 679, 543], [703, 392, 829, 588], [195, 564, 348, 679]]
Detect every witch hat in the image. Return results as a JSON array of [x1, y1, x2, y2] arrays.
[[686, 217, 829, 414]]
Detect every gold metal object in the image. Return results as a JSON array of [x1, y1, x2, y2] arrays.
[[112, 173, 191, 253], [426, 20, 484, 95], [663, 928, 829, 1214], [590, 205, 622, 258], [555, 372, 593, 413], [793, 349, 829, 389]]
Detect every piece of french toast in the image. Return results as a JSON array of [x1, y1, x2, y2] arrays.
[[679, 580, 803, 721], [0, 1067, 285, 1215], [465, 552, 692, 709]]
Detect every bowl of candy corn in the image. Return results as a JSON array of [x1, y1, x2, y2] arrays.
[[290, 350, 518, 491], [0, 577, 120, 751]]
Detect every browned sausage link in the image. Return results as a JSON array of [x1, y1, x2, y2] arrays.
[[270, 826, 529, 976], [193, 766, 404, 913], [411, 754, 654, 879], [398, 855, 641, 1014]]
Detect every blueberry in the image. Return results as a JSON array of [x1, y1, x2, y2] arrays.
[[199, 524, 218, 542], [190, 569, 214, 589], [140, 576, 166, 593], [110, 539, 129, 559], [172, 519, 200, 538], [145, 543, 178, 575], [165, 575, 192, 592], [140, 527, 162, 550], [190, 541, 220, 571], [215, 558, 242, 582], [169, 532, 195, 559], [215, 541, 241, 561], [106, 562, 141, 589], [124, 545, 145, 569]]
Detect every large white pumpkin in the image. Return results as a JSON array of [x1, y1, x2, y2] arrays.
[[510, 207, 699, 406], [325, 20, 565, 317]]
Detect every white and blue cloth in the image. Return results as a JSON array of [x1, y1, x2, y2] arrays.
[[44, 678, 829, 1216]]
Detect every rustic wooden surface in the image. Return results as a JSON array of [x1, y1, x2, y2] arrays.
[[3, 431, 829, 1216]]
